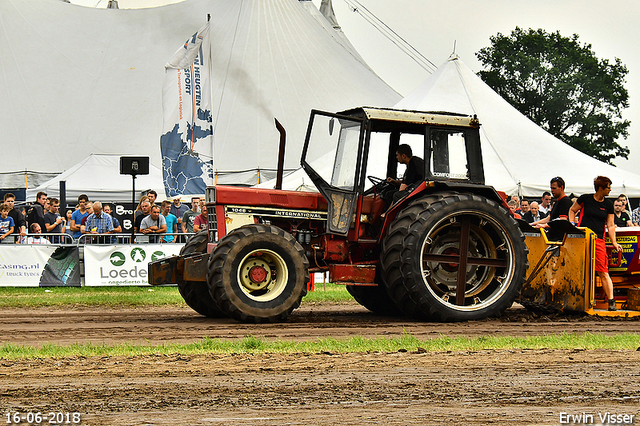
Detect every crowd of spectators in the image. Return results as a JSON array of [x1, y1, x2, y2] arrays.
[[0, 190, 205, 245]]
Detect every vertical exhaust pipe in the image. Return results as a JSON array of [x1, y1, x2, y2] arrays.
[[275, 118, 286, 190]]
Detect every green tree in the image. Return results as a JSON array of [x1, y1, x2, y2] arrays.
[[476, 27, 630, 164]]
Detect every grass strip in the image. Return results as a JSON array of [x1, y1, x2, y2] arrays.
[[0, 286, 184, 307], [302, 283, 354, 303], [1, 332, 639, 359], [0, 283, 352, 307]]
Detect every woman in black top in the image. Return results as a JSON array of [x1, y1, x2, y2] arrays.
[[569, 176, 622, 311]]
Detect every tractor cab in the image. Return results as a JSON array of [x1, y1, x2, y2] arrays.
[[301, 107, 486, 237]]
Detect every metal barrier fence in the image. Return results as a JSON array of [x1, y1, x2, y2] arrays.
[[10, 232, 194, 246], [12, 233, 74, 245], [76, 232, 194, 245]]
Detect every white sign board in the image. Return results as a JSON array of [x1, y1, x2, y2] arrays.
[[0, 245, 58, 287], [84, 244, 184, 286]]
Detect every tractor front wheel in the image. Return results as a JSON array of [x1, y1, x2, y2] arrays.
[[207, 224, 309, 323]]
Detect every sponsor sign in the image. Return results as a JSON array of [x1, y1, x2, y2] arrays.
[[0, 245, 57, 287], [605, 235, 638, 272], [84, 244, 183, 286]]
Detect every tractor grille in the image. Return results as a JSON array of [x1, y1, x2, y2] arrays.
[[207, 204, 218, 242]]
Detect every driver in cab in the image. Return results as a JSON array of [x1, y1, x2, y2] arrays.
[[385, 144, 424, 204]]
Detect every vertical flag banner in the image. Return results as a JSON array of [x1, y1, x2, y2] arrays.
[[161, 22, 214, 197]]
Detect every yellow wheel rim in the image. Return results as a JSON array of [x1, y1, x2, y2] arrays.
[[237, 249, 289, 302]]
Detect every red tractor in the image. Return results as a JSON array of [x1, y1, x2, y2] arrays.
[[150, 107, 528, 322]]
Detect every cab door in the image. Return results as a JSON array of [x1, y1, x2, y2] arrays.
[[301, 110, 365, 235]]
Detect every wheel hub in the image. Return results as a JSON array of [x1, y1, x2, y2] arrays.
[[426, 233, 480, 286], [249, 265, 268, 283], [441, 246, 461, 273], [240, 258, 272, 291]]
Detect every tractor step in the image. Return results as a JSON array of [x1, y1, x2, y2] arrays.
[[585, 307, 640, 318]]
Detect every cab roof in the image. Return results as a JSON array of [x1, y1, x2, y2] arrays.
[[337, 107, 480, 129]]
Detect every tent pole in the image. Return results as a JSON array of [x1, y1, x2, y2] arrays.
[[59, 180, 66, 217]]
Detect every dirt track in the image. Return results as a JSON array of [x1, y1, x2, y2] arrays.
[[1, 303, 639, 425]]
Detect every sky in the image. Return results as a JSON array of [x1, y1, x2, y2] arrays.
[[68, 0, 640, 176], [320, 0, 640, 176]]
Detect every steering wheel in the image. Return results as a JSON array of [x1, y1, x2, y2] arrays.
[[366, 175, 396, 196], [368, 175, 386, 187]]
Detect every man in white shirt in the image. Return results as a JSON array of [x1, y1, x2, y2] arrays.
[[20, 223, 49, 244], [539, 191, 552, 215]]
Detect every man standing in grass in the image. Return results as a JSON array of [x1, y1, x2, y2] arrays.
[[169, 196, 189, 242], [140, 205, 167, 243], [147, 190, 158, 207], [27, 191, 47, 236], [82, 201, 114, 244], [134, 200, 151, 234], [44, 198, 64, 243], [193, 202, 208, 233], [161, 200, 178, 243], [3, 193, 25, 242], [70, 194, 90, 240], [102, 204, 122, 233], [181, 197, 200, 235]]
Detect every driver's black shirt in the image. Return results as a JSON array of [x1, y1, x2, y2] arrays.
[[403, 156, 424, 186], [576, 194, 613, 239], [549, 195, 572, 220]]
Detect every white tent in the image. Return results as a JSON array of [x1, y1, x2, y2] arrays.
[[25, 154, 166, 204], [0, 0, 400, 191], [269, 57, 640, 197], [395, 57, 640, 198]]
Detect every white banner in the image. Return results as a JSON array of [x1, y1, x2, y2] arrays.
[[160, 21, 214, 198], [0, 245, 57, 287], [84, 244, 184, 286]]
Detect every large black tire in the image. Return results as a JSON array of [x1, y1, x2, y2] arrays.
[[382, 193, 528, 321], [207, 224, 309, 323], [346, 284, 403, 316], [177, 230, 225, 318]]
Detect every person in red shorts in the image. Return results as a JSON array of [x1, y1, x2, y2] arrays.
[[569, 176, 622, 311]]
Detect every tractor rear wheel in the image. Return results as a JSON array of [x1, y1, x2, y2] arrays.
[[382, 193, 527, 321], [177, 230, 225, 318], [207, 224, 309, 323]]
